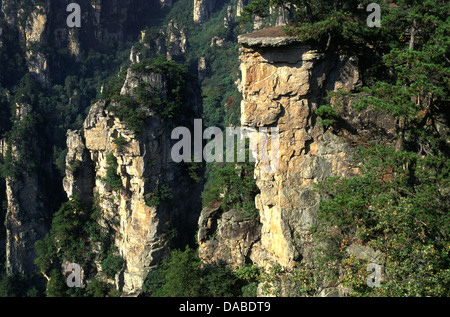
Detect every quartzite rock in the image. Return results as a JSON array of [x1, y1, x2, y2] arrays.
[[198, 204, 262, 268], [64, 64, 202, 294], [238, 27, 395, 295], [193, 0, 217, 24]]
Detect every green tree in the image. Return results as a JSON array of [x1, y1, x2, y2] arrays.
[[201, 265, 241, 297], [35, 196, 100, 279], [315, 145, 449, 296], [152, 245, 203, 297], [45, 269, 68, 297], [101, 252, 124, 279], [0, 274, 19, 297], [142, 266, 165, 297], [142, 246, 249, 297], [102, 152, 122, 191], [145, 183, 172, 208], [85, 279, 110, 297]]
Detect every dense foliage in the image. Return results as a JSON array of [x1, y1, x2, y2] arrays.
[[202, 142, 259, 219], [0, 0, 257, 297], [102, 153, 122, 191], [100, 56, 192, 134], [142, 245, 253, 297], [315, 146, 449, 296]]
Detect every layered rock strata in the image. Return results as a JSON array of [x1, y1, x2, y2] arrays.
[[198, 204, 262, 268], [0, 0, 171, 282], [236, 27, 395, 295], [63, 66, 202, 294], [1, 0, 164, 82], [2, 103, 54, 277]]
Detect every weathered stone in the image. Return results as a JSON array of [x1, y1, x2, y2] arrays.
[[63, 130, 95, 206], [236, 0, 248, 17], [238, 26, 300, 48], [198, 206, 262, 268], [22, 4, 50, 84], [3, 103, 52, 279], [238, 27, 396, 295], [166, 20, 188, 60], [193, 0, 217, 24], [198, 56, 207, 83], [120, 68, 167, 97]]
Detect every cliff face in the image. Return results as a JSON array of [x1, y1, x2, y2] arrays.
[[48, 0, 161, 48], [239, 28, 396, 294], [236, 0, 248, 17], [2, 103, 56, 277], [238, 30, 358, 270], [0, 0, 404, 297], [0, 0, 171, 281], [197, 27, 396, 295], [21, 2, 50, 85], [193, 0, 217, 24], [1, 0, 163, 83], [5, 168, 48, 277], [63, 65, 202, 294]]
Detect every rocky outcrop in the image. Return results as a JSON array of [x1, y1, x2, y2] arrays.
[[2, 103, 54, 278], [5, 173, 49, 277], [63, 63, 202, 294], [210, 36, 226, 48], [129, 45, 143, 64], [198, 204, 262, 268], [193, 0, 217, 24], [270, 3, 292, 26], [21, 3, 50, 85], [166, 20, 188, 60], [137, 20, 188, 61], [1, 0, 164, 81], [139, 29, 167, 57], [236, 0, 248, 17], [62, 0, 161, 48], [236, 27, 396, 295], [198, 56, 207, 83], [0, 0, 167, 281], [63, 130, 95, 206], [67, 29, 81, 60], [224, 5, 232, 28]]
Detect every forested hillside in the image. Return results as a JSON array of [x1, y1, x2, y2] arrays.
[[0, 0, 448, 297]]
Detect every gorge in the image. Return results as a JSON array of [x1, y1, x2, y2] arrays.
[[0, 0, 448, 298]]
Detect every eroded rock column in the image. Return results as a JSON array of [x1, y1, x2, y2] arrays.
[[238, 29, 363, 271]]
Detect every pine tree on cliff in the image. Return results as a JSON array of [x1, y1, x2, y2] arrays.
[[244, 0, 450, 296]]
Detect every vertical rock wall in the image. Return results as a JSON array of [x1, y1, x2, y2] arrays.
[[193, 0, 217, 24], [237, 27, 395, 288], [64, 68, 202, 294]]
